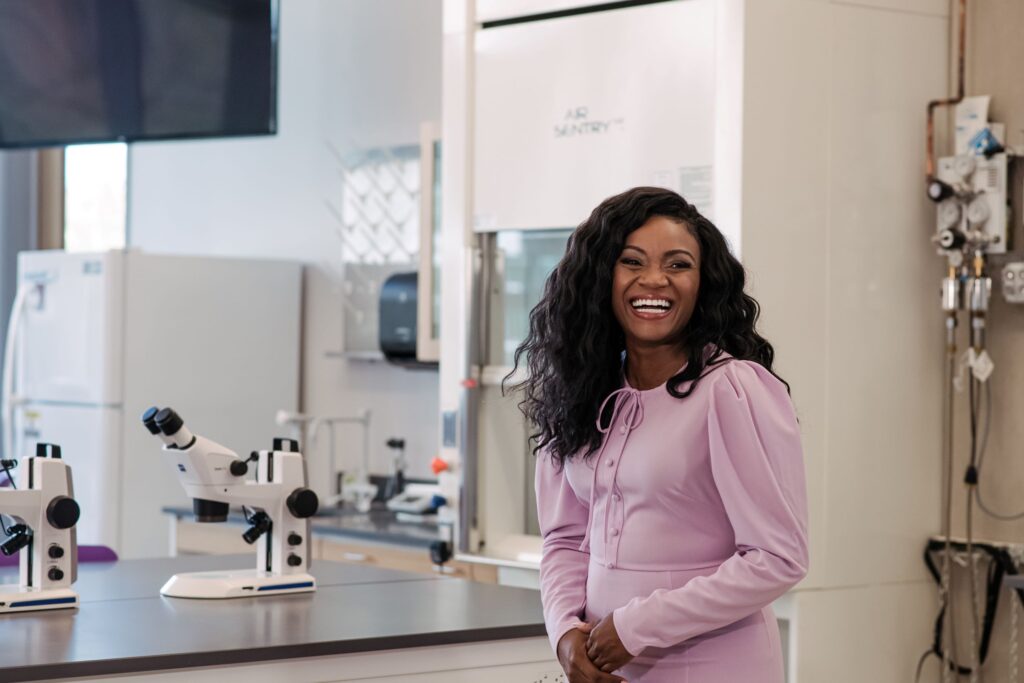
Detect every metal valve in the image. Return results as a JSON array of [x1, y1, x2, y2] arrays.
[[928, 178, 955, 202], [938, 228, 966, 251]]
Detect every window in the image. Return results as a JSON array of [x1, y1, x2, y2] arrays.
[[63, 143, 128, 252], [491, 229, 573, 367]]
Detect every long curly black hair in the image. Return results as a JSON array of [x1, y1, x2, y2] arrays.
[[506, 186, 788, 466]]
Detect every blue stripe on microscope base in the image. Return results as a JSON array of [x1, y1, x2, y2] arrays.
[[257, 582, 314, 592], [10, 597, 77, 608]]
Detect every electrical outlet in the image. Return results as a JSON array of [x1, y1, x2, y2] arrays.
[[1001, 262, 1024, 303]]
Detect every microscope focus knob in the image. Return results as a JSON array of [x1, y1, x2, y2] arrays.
[[229, 460, 249, 476], [46, 496, 80, 530], [288, 533, 303, 546], [287, 488, 319, 519], [48, 545, 64, 559], [287, 554, 302, 567], [48, 567, 64, 581]]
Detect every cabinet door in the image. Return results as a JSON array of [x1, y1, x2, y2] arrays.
[[417, 122, 442, 362]]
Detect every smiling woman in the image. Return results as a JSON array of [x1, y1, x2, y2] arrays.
[[507, 187, 808, 682], [611, 217, 701, 371]]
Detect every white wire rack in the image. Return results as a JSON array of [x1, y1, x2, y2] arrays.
[[324, 141, 421, 358]]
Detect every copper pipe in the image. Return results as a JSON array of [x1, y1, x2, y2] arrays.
[[926, 0, 967, 180]]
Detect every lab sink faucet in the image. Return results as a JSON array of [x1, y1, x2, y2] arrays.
[[142, 407, 319, 599]]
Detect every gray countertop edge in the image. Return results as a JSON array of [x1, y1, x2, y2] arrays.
[[0, 624, 549, 683]]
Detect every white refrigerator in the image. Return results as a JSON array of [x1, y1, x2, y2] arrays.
[[12, 250, 302, 559]]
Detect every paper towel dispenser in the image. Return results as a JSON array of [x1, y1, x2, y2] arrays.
[[379, 272, 435, 367]]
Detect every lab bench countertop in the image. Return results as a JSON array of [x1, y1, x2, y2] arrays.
[[163, 504, 441, 549], [0, 554, 546, 683]]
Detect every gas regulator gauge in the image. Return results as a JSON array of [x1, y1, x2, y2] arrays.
[[938, 200, 961, 230], [954, 155, 977, 179], [967, 197, 991, 226]]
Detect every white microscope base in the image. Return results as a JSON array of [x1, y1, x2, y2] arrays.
[[0, 584, 78, 613], [160, 569, 316, 599]]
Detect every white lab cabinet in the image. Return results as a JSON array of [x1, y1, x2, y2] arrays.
[[13, 250, 302, 558], [473, 0, 716, 232]]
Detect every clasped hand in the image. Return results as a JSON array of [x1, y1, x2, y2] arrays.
[[556, 613, 634, 683]]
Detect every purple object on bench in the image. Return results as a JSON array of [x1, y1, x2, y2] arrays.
[[0, 544, 118, 567], [78, 545, 118, 563]]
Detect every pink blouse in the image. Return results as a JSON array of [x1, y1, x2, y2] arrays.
[[535, 358, 809, 655]]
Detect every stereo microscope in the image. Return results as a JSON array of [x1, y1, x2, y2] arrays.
[[142, 407, 319, 598], [0, 443, 80, 612]]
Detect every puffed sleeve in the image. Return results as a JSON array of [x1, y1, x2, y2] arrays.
[[612, 361, 808, 654], [535, 449, 591, 652]]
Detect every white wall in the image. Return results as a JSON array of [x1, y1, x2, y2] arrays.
[[127, 0, 443, 484], [739, 0, 948, 680]]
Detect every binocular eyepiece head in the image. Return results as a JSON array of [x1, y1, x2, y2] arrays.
[[142, 407, 184, 438], [141, 406, 162, 435], [154, 408, 185, 437], [141, 407, 194, 449]]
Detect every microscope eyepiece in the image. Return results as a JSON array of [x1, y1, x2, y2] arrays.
[[273, 438, 299, 453], [193, 498, 229, 523], [242, 511, 272, 544], [154, 408, 184, 437], [153, 407, 195, 449], [0, 524, 31, 556], [141, 407, 162, 435], [35, 443, 62, 459]]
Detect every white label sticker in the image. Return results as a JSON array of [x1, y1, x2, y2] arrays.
[[953, 349, 973, 393], [679, 165, 713, 217], [972, 350, 995, 383]]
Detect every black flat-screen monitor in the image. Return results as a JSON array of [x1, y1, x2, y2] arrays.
[[0, 0, 278, 148]]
